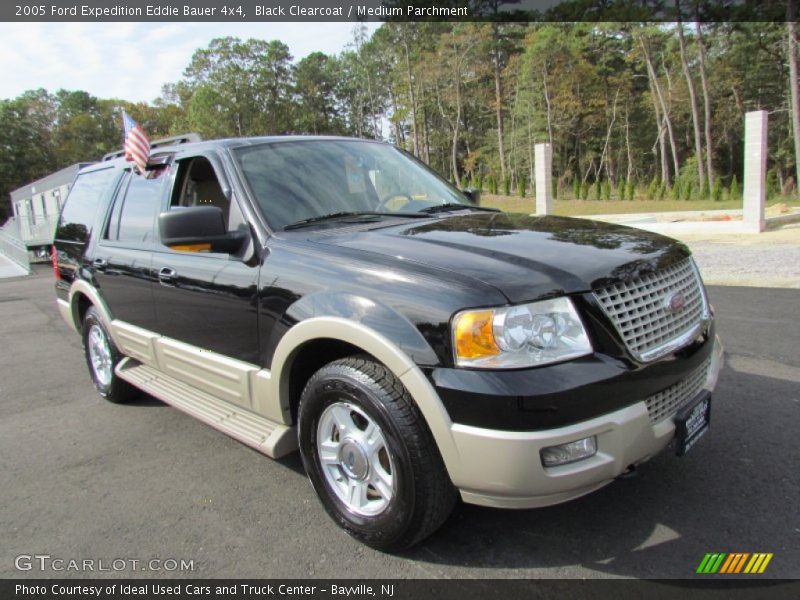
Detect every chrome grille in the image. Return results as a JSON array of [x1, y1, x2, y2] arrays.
[[645, 356, 711, 423], [593, 258, 706, 361]]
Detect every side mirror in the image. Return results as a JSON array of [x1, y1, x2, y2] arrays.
[[462, 188, 481, 206], [159, 206, 246, 254]]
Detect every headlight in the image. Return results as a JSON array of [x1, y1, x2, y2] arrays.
[[452, 297, 592, 368]]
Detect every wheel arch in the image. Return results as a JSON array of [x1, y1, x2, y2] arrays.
[[270, 317, 461, 478], [67, 280, 119, 345]]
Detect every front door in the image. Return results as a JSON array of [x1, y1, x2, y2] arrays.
[[150, 153, 260, 364]]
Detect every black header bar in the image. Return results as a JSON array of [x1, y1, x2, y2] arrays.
[[3, 0, 796, 23]]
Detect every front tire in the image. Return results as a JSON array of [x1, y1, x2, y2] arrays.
[[298, 356, 457, 551], [82, 306, 137, 403]]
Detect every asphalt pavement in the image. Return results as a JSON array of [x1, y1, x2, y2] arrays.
[[1, 268, 798, 579]]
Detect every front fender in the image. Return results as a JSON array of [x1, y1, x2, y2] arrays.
[[273, 291, 441, 367], [268, 316, 461, 481]]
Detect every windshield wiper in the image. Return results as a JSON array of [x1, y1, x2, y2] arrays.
[[418, 203, 500, 214], [284, 211, 428, 230]]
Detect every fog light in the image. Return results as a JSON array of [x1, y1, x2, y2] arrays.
[[540, 436, 597, 467]]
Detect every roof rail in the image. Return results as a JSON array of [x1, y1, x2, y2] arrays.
[[101, 133, 203, 162]]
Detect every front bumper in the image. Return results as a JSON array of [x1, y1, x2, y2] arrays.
[[450, 335, 724, 509]]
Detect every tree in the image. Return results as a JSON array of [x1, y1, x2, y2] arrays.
[[294, 52, 346, 134], [0, 90, 57, 219], [180, 37, 294, 137], [694, 18, 715, 189], [675, 1, 706, 191]]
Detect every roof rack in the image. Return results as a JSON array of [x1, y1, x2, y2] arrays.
[[101, 133, 203, 162]]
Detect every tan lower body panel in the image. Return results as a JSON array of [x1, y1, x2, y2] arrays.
[[116, 358, 297, 459], [451, 336, 725, 509]]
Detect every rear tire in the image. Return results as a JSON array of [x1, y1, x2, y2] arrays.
[[82, 306, 138, 403], [298, 356, 457, 551]]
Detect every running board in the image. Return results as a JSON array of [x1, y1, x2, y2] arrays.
[[116, 358, 297, 458]]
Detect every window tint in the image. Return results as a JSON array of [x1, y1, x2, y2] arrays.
[[56, 167, 117, 243], [104, 171, 132, 240], [234, 141, 466, 230], [116, 174, 164, 243]]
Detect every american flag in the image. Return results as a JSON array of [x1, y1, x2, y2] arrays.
[[122, 110, 150, 173]]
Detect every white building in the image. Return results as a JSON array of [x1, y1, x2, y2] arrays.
[[9, 163, 91, 258]]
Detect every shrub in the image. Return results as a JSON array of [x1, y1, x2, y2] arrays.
[[502, 175, 511, 196], [602, 180, 611, 201], [766, 169, 779, 200], [730, 175, 740, 200], [572, 178, 580, 200], [553, 180, 559, 200], [678, 156, 701, 199], [518, 175, 527, 198], [476, 174, 484, 191], [616, 178, 626, 201], [647, 177, 660, 200], [594, 179, 602, 201], [460, 175, 469, 190], [700, 181, 710, 200], [580, 181, 589, 200], [712, 178, 722, 202], [671, 181, 681, 200], [628, 179, 636, 201]]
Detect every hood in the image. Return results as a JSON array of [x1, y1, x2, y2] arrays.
[[310, 212, 691, 303]]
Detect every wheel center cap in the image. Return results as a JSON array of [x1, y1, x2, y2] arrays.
[[338, 440, 369, 480]]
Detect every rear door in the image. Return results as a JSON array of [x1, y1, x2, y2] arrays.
[[91, 165, 169, 331]]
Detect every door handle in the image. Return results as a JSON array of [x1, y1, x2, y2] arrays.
[[93, 258, 108, 271], [158, 267, 177, 282]]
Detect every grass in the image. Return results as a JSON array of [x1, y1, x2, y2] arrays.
[[480, 194, 800, 217]]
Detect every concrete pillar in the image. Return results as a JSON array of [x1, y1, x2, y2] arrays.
[[743, 110, 768, 233], [534, 143, 553, 215]]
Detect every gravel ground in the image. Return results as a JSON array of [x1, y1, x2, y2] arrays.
[[677, 224, 800, 288]]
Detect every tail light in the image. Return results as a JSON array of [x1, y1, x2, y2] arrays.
[[51, 245, 61, 281]]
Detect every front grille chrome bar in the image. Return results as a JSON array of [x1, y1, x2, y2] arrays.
[[593, 258, 709, 362]]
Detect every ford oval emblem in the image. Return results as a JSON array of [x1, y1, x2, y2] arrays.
[[665, 292, 686, 313]]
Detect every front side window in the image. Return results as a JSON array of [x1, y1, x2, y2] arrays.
[[170, 156, 236, 228], [234, 140, 468, 230]]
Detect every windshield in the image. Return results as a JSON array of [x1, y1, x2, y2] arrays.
[[233, 139, 469, 230]]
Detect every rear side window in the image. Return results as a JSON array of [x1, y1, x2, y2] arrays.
[[56, 168, 117, 243]]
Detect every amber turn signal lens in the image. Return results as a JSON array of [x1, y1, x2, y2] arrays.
[[453, 310, 500, 361]]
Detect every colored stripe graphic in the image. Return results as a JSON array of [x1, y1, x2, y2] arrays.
[[718, 554, 735, 573], [697, 553, 714, 573], [728, 553, 749, 573], [751, 553, 773, 573], [699, 552, 773, 574], [697, 553, 727, 573]]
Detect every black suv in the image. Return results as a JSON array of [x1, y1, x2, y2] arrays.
[[53, 136, 723, 550]]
